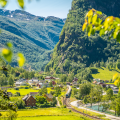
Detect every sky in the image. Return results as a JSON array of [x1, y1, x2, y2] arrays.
[[3, 0, 73, 18]]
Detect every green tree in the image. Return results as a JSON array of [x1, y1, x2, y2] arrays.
[[8, 76, 14, 86], [55, 86, 61, 97], [15, 99, 25, 109], [106, 88, 113, 100], [49, 81, 53, 87], [39, 86, 47, 95], [67, 74, 74, 82], [60, 74, 67, 82], [94, 85, 103, 111], [35, 96, 47, 104], [89, 86, 95, 107], [78, 83, 92, 99]]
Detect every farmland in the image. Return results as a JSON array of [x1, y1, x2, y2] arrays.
[[0, 108, 92, 120]]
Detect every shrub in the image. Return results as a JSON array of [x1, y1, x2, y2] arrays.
[[90, 67, 98, 73]]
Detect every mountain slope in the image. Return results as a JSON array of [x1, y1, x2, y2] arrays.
[[0, 9, 64, 70], [45, 0, 120, 75]]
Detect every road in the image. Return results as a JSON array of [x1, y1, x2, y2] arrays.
[[71, 100, 120, 120]]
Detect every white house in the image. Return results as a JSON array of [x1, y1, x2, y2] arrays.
[[15, 78, 26, 86], [28, 79, 40, 86]]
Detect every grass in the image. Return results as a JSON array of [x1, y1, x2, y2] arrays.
[[73, 107, 110, 120], [7, 88, 38, 96], [7, 88, 55, 96], [16, 116, 85, 120], [91, 67, 120, 80], [0, 108, 92, 120]]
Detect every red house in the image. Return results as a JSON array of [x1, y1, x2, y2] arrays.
[[52, 81, 56, 85], [22, 95, 36, 107]]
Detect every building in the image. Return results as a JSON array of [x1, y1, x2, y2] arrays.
[[22, 95, 36, 107], [15, 78, 27, 86], [30, 92, 38, 97], [44, 94, 53, 102], [37, 83, 49, 88], [7, 92, 12, 97], [112, 89, 119, 94], [28, 79, 40, 86], [52, 81, 56, 85], [45, 76, 56, 82]]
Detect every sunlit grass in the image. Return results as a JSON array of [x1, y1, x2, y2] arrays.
[[92, 67, 120, 80], [0, 108, 92, 120], [7, 89, 38, 96]]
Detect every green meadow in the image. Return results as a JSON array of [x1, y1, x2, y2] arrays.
[[0, 108, 92, 120], [7, 89, 38, 96], [91, 67, 120, 80]]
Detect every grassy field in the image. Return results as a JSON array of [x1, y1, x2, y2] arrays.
[[91, 67, 120, 80], [16, 116, 84, 120], [7, 89, 39, 96], [7, 88, 55, 96], [0, 108, 92, 120]]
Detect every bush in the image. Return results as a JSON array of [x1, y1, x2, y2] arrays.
[[90, 67, 98, 73], [69, 109, 71, 112], [25, 86, 29, 89]]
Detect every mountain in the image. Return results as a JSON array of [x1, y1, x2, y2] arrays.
[[0, 9, 65, 70], [45, 0, 120, 76]]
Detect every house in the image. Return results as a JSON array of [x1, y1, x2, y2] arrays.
[[15, 78, 27, 86], [37, 83, 49, 88], [97, 82, 106, 88], [66, 82, 70, 85], [106, 84, 116, 88], [112, 89, 119, 94], [45, 76, 56, 82], [7, 92, 12, 97], [44, 94, 53, 102], [30, 92, 38, 97], [72, 78, 78, 85], [52, 81, 56, 85], [105, 80, 109, 83], [93, 81, 97, 84], [93, 78, 100, 82], [28, 79, 39, 86], [22, 95, 36, 107]]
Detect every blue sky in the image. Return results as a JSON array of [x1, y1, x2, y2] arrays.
[[4, 0, 73, 18]]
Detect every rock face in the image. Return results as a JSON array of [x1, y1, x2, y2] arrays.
[[0, 9, 65, 70], [45, 0, 120, 74]]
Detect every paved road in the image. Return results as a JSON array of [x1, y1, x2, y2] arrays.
[[71, 101, 120, 120], [56, 97, 60, 107]]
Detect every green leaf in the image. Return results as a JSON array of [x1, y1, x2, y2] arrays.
[[88, 16, 92, 24], [2, 48, 12, 62], [87, 25, 92, 36], [0, 0, 7, 7], [100, 29, 105, 36], [96, 11, 102, 15], [113, 27, 119, 39], [17, 0, 24, 9], [17, 53, 25, 67], [115, 17, 120, 23], [96, 18, 102, 25], [82, 22, 87, 31], [86, 10, 93, 17], [116, 32, 120, 42], [92, 14, 97, 24], [6, 42, 12, 48], [91, 28, 95, 35]]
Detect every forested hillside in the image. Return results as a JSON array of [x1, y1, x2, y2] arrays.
[[0, 9, 64, 70], [45, 0, 120, 78]]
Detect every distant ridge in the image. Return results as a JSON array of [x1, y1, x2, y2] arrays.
[[0, 9, 65, 70]]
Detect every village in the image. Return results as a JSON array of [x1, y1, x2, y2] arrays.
[[4, 75, 119, 108]]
